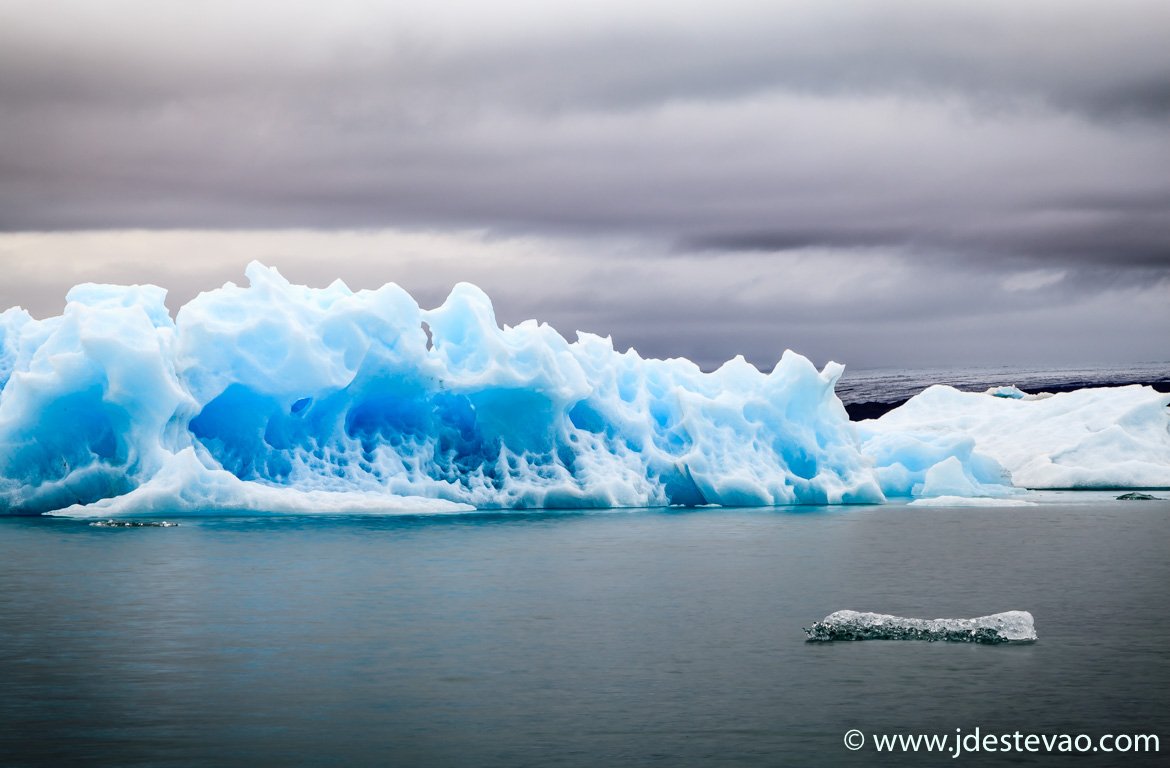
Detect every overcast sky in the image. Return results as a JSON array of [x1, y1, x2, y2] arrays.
[[1, 0, 1167, 370]]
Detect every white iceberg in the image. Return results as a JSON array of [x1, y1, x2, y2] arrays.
[[862, 384, 1170, 490]]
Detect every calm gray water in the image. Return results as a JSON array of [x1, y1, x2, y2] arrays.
[[2, 501, 1168, 766]]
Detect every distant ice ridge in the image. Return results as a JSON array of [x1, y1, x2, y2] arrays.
[[805, 610, 1037, 643], [1, 263, 1167, 517]]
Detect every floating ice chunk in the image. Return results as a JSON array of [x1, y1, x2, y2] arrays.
[[804, 610, 1037, 643]]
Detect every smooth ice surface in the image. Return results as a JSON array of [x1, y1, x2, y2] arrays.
[[862, 385, 1170, 489], [805, 610, 1037, 643], [2, 263, 1167, 516]]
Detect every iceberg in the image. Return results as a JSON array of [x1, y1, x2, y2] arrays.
[[804, 610, 1037, 643], [1, 263, 1166, 517], [860, 384, 1170, 490], [1, 262, 883, 516]]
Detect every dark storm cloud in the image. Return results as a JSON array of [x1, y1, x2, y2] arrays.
[[3, 1, 1169, 119], [0, 1, 1168, 367], [681, 200, 1170, 268], [2, 1, 1169, 240], [1, 229, 1166, 370], [681, 227, 908, 253]]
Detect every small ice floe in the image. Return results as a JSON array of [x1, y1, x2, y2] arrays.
[[1116, 492, 1163, 501], [88, 519, 179, 528], [804, 610, 1036, 644]]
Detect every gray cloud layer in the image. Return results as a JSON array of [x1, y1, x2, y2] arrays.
[[2, 229, 1165, 371], [0, 1, 1167, 367]]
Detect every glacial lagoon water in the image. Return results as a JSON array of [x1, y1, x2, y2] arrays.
[[2, 498, 1167, 766]]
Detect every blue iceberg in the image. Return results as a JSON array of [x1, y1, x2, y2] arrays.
[[1, 263, 888, 516], [2, 263, 1166, 517]]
